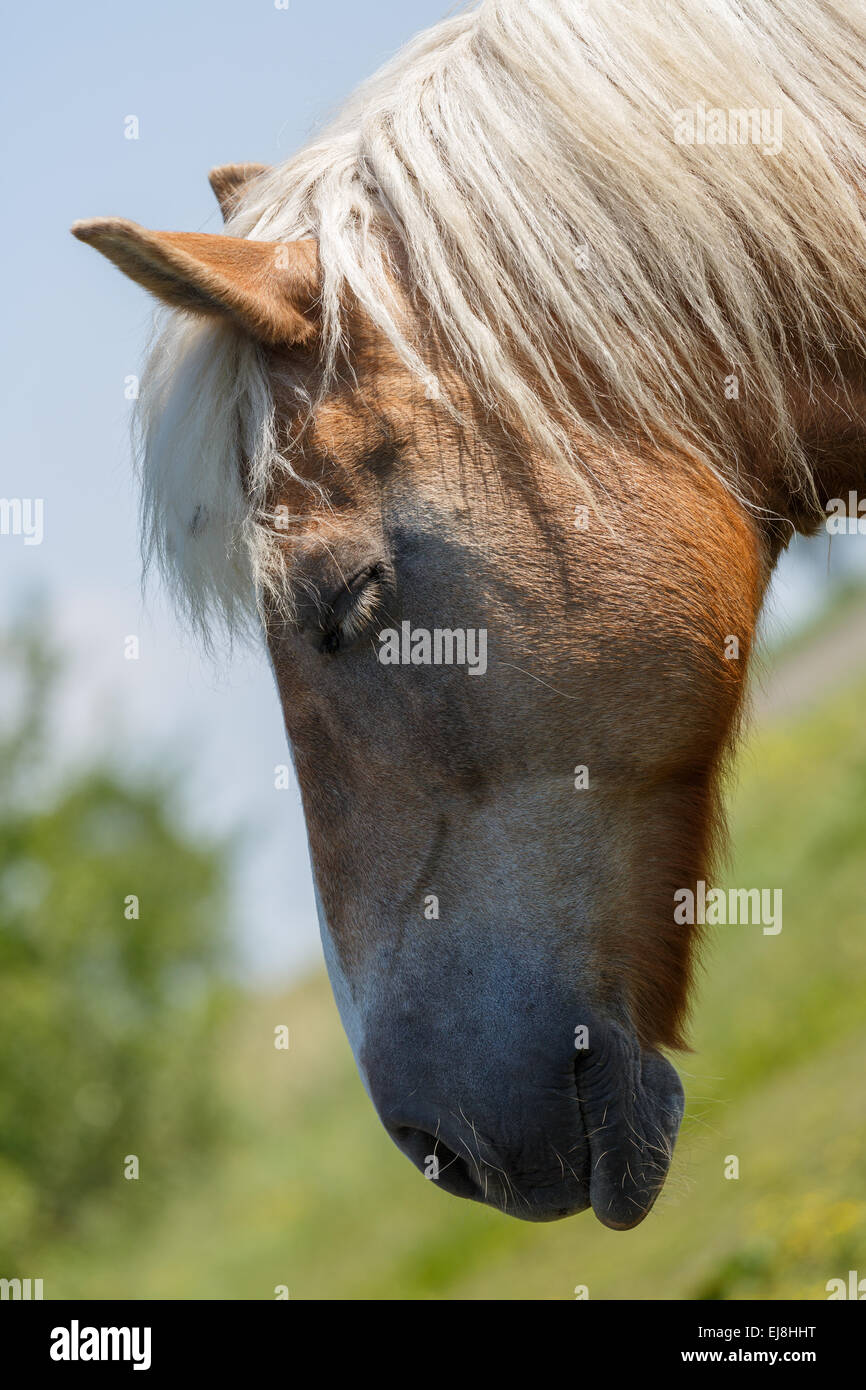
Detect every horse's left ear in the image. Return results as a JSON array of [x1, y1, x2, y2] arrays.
[[70, 218, 319, 347]]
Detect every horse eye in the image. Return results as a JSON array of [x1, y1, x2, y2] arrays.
[[318, 562, 392, 654]]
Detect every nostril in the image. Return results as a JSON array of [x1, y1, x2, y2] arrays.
[[389, 1123, 457, 1171], [386, 1123, 480, 1199]]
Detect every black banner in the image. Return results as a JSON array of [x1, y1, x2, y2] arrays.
[[1, 1298, 860, 1374]]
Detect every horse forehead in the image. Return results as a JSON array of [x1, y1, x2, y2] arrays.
[[306, 394, 388, 466], [271, 380, 476, 532], [271, 349, 406, 461]]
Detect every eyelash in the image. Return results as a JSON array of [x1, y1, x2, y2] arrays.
[[318, 564, 390, 654]]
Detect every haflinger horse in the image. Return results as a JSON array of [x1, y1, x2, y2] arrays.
[[73, 0, 866, 1227]]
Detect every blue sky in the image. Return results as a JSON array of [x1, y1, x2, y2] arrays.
[[1, 0, 862, 983]]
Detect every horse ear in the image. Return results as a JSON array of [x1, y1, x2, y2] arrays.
[[208, 163, 269, 221], [70, 219, 319, 347]]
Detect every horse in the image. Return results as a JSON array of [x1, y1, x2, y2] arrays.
[[71, 0, 866, 1227]]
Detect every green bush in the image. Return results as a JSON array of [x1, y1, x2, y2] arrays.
[[0, 619, 234, 1273]]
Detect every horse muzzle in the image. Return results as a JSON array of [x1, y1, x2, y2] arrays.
[[366, 1009, 684, 1227]]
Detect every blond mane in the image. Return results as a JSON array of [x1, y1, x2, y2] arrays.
[[137, 0, 866, 632]]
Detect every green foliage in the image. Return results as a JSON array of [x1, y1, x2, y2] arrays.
[[0, 621, 234, 1273]]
